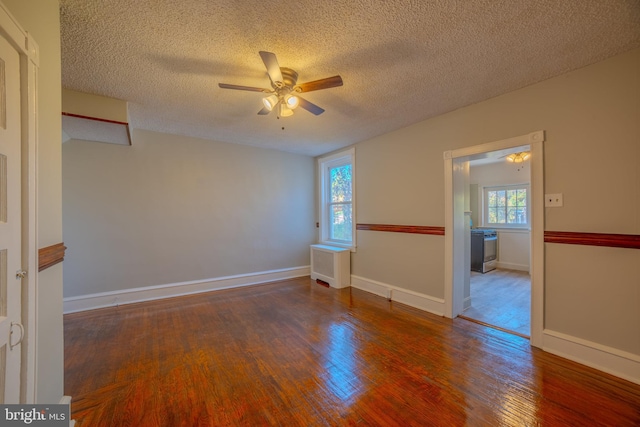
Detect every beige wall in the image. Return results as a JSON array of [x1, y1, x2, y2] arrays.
[[62, 89, 128, 123], [3, 0, 64, 403], [353, 48, 640, 355], [63, 129, 315, 297], [470, 160, 530, 202]]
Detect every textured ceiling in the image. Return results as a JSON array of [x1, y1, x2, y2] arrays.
[[60, 0, 640, 156]]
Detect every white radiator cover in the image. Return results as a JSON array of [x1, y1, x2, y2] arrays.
[[310, 244, 351, 288]]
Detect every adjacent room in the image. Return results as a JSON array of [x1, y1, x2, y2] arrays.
[[461, 149, 533, 337], [2, 0, 639, 425]]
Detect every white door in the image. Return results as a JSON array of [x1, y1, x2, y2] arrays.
[[0, 27, 23, 403]]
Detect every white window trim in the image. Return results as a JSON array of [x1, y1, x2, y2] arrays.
[[318, 148, 356, 250], [482, 183, 530, 229]]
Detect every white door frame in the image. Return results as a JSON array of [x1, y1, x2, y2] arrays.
[[444, 131, 545, 348], [0, 2, 39, 403]]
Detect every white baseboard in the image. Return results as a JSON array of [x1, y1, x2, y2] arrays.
[[351, 275, 445, 317], [63, 266, 310, 314], [543, 329, 640, 385], [496, 261, 529, 272]]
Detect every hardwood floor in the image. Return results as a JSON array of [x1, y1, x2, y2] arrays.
[[463, 269, 531, 337], [64, 277, 640, 426]]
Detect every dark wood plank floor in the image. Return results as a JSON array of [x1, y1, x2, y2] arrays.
[[64, 277, 640, 426], [464, 269, 531, 336]]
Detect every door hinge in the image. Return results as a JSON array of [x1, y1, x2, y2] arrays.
[[16, 270, 27, 280]]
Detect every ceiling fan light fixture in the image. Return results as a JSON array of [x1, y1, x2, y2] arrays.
[[262, 94, 279, 111], [284, 94, 299, 109], [279, 103, 294, 117]]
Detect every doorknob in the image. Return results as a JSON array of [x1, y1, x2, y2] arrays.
[[16, 270, 27, 280], [10, 322, 24, 349]]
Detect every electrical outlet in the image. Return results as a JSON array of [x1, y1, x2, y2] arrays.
[[545, 193, 563, 207]]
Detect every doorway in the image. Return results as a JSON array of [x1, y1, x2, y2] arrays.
[[460, 151, 532, 337], [443, 131, 545, 348]]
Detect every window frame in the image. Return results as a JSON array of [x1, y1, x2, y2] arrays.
[[318, 148, 356, 250], [483, 184, 530, 229]]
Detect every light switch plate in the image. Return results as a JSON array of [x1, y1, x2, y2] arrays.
[[545, 193, 563, 207]]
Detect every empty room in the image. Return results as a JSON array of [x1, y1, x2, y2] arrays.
[[2, 0, 639, 426]]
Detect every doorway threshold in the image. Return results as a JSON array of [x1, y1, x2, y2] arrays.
[[458, 315, 530, 340]]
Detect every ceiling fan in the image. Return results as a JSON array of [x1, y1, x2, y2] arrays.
[[218, 51, 343, 117]]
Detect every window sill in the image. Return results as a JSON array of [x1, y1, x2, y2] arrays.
[[318, 241, 357, 252], [478, 227, 530, 233]]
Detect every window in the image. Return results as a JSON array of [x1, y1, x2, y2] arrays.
[[318, 148, 355, 249], [484, 184, 529, 227]]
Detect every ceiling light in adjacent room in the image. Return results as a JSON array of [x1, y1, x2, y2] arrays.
[[506, 152, 530, 163]]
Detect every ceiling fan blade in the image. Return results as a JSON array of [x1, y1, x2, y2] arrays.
[[296, 75, 343, 93], [259, 51, 284, 86], [297, 97, 325, 115], [219, 83, 271, 92]]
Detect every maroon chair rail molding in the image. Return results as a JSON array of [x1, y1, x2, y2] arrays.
[[38, 242, 67, 272], [62, 112, 128, 126], [356, 224, 445, 236], [355, 226, 639, 248], [544, 231, 640, 250]]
